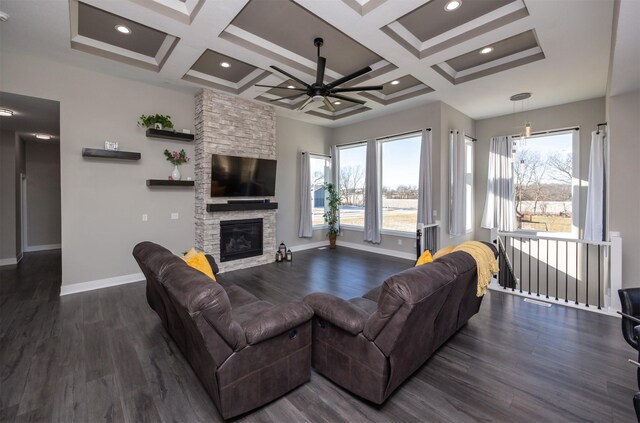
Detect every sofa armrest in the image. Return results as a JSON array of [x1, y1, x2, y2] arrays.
[[303, 293, 370, 335], [242, 301, 313, 345]]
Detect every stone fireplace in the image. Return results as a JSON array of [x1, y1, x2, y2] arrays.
[[194, 89, 277, 273]]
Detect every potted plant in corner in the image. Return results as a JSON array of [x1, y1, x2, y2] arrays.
[[138, 114, 174, 131], [323, 182, 341, 249]]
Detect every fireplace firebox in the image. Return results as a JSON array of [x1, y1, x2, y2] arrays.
[[220, 218, 263, 262]]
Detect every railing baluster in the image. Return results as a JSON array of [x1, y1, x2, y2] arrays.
[[585, 244, 589, 307], [575, 243, 579, 305], [555, 240, 559, 301], [511, 237, 515, 292], [546, 239, 549, 299], [565, 241, 569, 303], [598, 245, 601, 310], [528, 239, 531, 295], [536, 239, 540, 297], [519, 237, 523, 293]]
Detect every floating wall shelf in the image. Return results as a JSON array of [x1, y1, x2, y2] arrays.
[[207, 202, 278, 212], [146, 179, 194, 187], [82, 148, 141, 160], [145, 128, 194, 142]]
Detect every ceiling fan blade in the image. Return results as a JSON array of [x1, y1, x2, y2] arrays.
[[326, 66, 372, 89], [316, 56, 326, 86], [255, 84, 307, 91], [323, 97, 336, 112], [327, 93, 366, 105], [270, 93, 305, 102], [298, 97, 314, 111], [270, 65, 311, 88], [331, 85, 383, 93]]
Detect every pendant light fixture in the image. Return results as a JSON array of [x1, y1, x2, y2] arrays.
[[510, 92, 532, 147]]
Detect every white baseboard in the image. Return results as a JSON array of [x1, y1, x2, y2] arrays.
[[16, 252, 23, 263], [337, 241, 416, 261], [289, 241, 330, 252], [24, 244, 61, 252], [60, 272, 144, 296], [0, 257, 18, 266]]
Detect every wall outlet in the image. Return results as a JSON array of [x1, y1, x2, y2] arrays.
[[142, 214, 148, 222], [433, 210, 438, 217], [171, 213, 179, 220], [397, 239, 403, 245]]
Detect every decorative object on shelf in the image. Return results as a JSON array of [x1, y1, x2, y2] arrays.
[[164, 149, 190, 181], [323, 182, 341, 249], [104, 141, 118, 151], [278, 241, 287, 257], [286, 249, 292, 262], [275, 251, 283, 262], [138, 114, 174, 130], [182, 129, 191, 134]]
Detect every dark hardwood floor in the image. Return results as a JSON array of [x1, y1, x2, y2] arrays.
[[0, 248, 636, 422]]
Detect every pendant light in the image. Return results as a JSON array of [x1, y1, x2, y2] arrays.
[[510, 92, 532, 147]]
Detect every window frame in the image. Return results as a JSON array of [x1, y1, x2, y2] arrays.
[[511, 128, 580, 239], [309, 153, 331, 229]]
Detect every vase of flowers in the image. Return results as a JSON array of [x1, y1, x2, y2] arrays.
[[164, 149, 190, 181]]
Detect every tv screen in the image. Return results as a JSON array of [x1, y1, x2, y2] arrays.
[[210, 154, 277, 197]]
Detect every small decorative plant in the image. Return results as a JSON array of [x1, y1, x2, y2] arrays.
[[138, 114, 174, 129], [323, 182, 341, 249], [164, 149, 190, 166]]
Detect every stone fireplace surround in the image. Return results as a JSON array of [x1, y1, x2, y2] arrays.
[[194, 89, 277, 273]]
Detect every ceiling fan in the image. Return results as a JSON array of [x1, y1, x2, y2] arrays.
[[256, 38, 383, 112]]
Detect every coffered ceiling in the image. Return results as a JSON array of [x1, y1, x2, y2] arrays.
[[0, 0, 615, 127]]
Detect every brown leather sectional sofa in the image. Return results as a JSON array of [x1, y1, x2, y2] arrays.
[[134, 241, 494, 418], [133, 242, 313, 419], [303, 248, 490, 404]]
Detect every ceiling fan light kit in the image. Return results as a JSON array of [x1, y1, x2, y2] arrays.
[[259, 38, 383, 111]]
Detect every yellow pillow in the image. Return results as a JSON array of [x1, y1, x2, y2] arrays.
[[415, 250, 434, 266], [182, 247, 198, 262], [433, 245, 455, 259], [185, 252, 216, 281]]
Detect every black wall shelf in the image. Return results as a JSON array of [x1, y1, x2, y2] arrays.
[[145, 128, 194, 142], [82, 148, 141, 160], [207, 202, 278, 212], [147, 179, 194, 187]]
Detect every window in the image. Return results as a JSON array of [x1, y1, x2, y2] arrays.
[[465, 137, 474, 233], [514, 132, 574, 233], [381, 134, 421, 233], [310, 154, 330, 227], [337, 144, 366, 228]]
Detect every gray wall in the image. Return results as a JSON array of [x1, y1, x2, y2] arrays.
[[608, 90, 640, 288], [1, 49, 197, 286], [276, 116, 333, 249], [474, 97, 606, 241], [330, 101, 477, 256], [25, 140, 61, 247], [0, 130, 17, 261]]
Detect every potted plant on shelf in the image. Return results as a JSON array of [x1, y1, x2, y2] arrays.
[[138, 114, 174, 130], [323, 182, 341, 249], [164, 149, 190, 181]]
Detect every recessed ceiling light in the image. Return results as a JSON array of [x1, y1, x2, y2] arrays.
[[35, 134, 51, 140], [444, 0, 461, 11], [333, 101, 341, 105], [220, 62, 231, 68], [287, 85, 295, 89], [480, 46, 494, 54], [114, 25, 131, 35], [390, 80, 400, 85], [0, 108, 14, 117]]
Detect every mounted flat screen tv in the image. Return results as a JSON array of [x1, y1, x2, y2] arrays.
[[211, 154, 277, 197]]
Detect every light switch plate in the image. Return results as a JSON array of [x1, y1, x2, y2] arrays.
[[142, 214, 148, 221], [171, 213, 179, 220]]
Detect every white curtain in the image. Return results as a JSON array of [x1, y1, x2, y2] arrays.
[[417, 128, 433, 226], [449, 131, 467, 236], [481, 136, 516, 231], [364, 139, 381, 243], [584, 129, 606, 241], [298, 152, 312, 238], [330, 145, 340, 233]]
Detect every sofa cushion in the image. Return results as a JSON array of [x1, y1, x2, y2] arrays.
[[363, 286, 382, 302], [348, 297, 378, 315], [232, 301, 273, 326]]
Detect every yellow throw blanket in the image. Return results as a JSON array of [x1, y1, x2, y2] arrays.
[[453, 241, 499, 297]]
